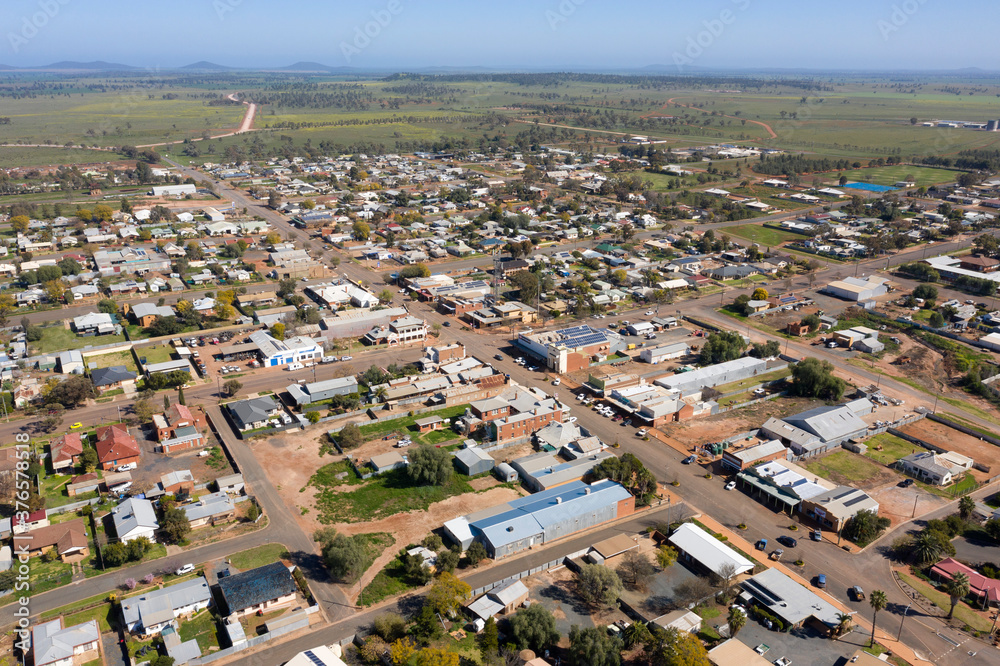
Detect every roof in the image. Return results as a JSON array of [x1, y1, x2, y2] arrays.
[[286, 646, 348, 666], [748, 461, 829, 500], [931, 557, 1000, 603], [121, 577, 212, 630], [216, 473, 245, 488], [95, 423, 141, 463], [807, 485, 879, 522], [182, 491, 235, 522], [22, 519, 88, 553], [50, 432, 83, 463], [32, 619, 100, 666], [217, 561, 297, 614], [228, 395, 279, 428], [740, 567, 841, 628], [783, 404, 868, 443], [112, 497, 158, 537], [455, 447, 493, 469], [91, 365, 137, 387], [131, 302, 176, 319], [668, 523, 753, 576], [654, 609, 702, 633], [707, 639, 772, 666], [727, 439, 786, 464]]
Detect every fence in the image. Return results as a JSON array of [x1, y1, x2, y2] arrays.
[[186, 606, 320, 665], [45, 497, 102, 516], [715, 391, 787, 414], [927, 413, 1000, 448], [468, 549, 588, 597], [863, 411, 926, 438]]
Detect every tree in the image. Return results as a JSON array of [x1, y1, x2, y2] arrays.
[[408, 444, 453, 486], [509, 271, 540, 304], [466, 541, 488, 567], [214, 302, 235, 320], [416, 648, 459, 666], [361, 636, 389, 664], [727, 606, 747, 637], [834, 612, 854, 637], [378, 289, 394, 304], [132, 398, 154, 423], [656, 545, 678, 569], [750, 340, 781, 359], [44, 279, 66, 303], [945, 572, 971, 619], [478, 617, 499, 661], [790, 357, 846, 401], [929, 311, 945, 328], [270, 322, 285, 340], [160, 507, 191, 544], [714, 562, 739, 597], [425, 572, 470, 618], [644, 626, 710, 666], [802, 313, 821, 332], [98, 299, 118, 315], [103, 542, 128, 567], [411, 603, 443, 642], [44, 375, 95, 408], [590, 453, 657, 505], [436, 549, 460, 575], [149, 655, 176, 666], [913, 284, 938, 301], [338, 423, 364, 450], [79, 447, 98, 473], [315, 528, 368, 583], [10, 215, 29, 234], [841, 509, 891, 547], [353, 220, 371, 241], [751, 287, 769, 301], [509, 604, 560, 652], [223, 379, 243, 397], [277, 278, 298, 298], [868, 590, 887, 648], [306, 411, 321, 424], [617, 550, 655, 591], [389, 638, 416, 666], [576, 564, 623, 609], [959, 496, 976, 521], [622, 621, 652, 648], [699, 331, 747, 365], [568, 625, 622, 666]]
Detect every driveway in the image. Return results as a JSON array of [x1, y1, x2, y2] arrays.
[[953, 534, 1000, 566], [734, 620, 872, 666], [102, 631, 129, 666]]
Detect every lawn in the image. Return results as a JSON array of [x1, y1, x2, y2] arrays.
[[178, 608, 219, 654], [356, 405, 469, 441], [725, 224, 803, 246], [898, 572, 991, 632], [865, 433, 919, 466], [83, 541, 168, 578], [714, 368, 791, 395], [307, 466, 474, 524], [85, 349, 139, 373], [415, 428, 462, 446], [31, 325, 126, 355], [228, 543, 289, 570], [359, 555, 423, 607], [803, 451, 886, 485], [62, 602, 119, 633], [28, 558, 73, 596], [39, 473, 86, 508], [136, 345, 176, 366], [822, 165, 958, 189]]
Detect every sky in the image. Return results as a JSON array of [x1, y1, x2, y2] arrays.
[[1, 0, 997, 71]]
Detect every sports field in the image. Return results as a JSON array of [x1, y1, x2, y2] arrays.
[[820, 165, 959, 189]]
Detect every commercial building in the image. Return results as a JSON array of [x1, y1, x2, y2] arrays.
[[307, 282, 380, 308], [151, 184, 197, 197], [739, 568, 840, 631], [511, 450, 614, 492], [760, 401, 871, 457], [217, 561, 298, 616], [668, 523, 754, 578], [822, 276, 890, 302], [93, 247, 171, 276], [469, 387, 565, 443], [654, 357, 771, 394], [736, 460, 832, 515], [800, 486, 879, 532], [287, 376, 360, 407], [444, 479, 634, 559], [720, 439, 789, 472], [638, 342, 689, 364], [121, 577, 213, 636], [319, 306, 409, 339], [363, 315, 429, 346], [517, 325, 625, 374]]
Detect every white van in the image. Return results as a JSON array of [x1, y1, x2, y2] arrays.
[[286, 362, 304, 371]]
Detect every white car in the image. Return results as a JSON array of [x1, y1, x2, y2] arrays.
[[175, 563, 195, 576], [116, 463, 137, 472], [286, 362, 304, 371], [636, 429, 647, 437], [725, 481, 737, 491], [552, 378, 561, 386], [645, 311, 654, 316], [567, 416, 578, 423], [341, 356, 353, 361], [395, 440, 411, 448]]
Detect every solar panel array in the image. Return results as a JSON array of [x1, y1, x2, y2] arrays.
[[303, 651, 325, 666], [556, 325, 609, 349]]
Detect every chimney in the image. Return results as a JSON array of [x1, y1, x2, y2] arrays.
[[556, 497, 562, 504], [585, 488, 592, 495]]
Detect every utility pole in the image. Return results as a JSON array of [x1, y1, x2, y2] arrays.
[[897, 603, 911, 641]]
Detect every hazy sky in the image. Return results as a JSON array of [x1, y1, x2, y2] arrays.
[[2, 0, 996, 71]]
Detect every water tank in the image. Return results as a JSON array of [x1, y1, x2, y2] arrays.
[[988, 120, 998, 132]]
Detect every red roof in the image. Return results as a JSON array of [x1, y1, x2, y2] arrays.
[[14, 509, 47, 527], [95, 423, 140, 464], [167, 403, 194, 425], [931, 558, 1000, 602], [51, 433, 83, 463]]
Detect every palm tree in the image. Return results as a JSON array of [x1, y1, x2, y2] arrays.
[[913, 530, 943, 565], [945, 572, 971, 619], [373, 386, 388, 403], [869, 589, 888, 648], [727, 606, 747, 638], [622, 621, 651, 648], [959, 496, 976, 521], [834, 612, 854, 637]]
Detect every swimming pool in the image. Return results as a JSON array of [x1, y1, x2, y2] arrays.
[[843, 182, 897, 193]]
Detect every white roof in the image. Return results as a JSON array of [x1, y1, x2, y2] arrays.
[[668, 523, 753, 576], [286, 645, 348, 666]]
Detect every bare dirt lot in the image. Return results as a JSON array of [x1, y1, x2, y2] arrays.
[[668, 396, 824, 448], [898, 420, 1000, 480], [868, 482, 949, 528]]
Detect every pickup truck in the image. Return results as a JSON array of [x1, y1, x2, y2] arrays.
[[770, 548, 784, 561]]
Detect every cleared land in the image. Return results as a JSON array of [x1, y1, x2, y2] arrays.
[[725, 224, 803, 246], [825, 165, 959, 188], [898, 419, 1000, 480], [803, 450, 898, 489]]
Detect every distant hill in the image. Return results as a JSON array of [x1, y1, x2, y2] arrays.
[[181, 61, 238, 71], [278, 61, 337, 72], [38, 60, 138, 71]]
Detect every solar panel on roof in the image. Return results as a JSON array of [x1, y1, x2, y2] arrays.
[[304, 650, 325, 666]]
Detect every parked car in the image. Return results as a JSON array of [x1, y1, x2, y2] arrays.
[[898, 478, 914, 488], [645, 311, 655, 316], [725, 481, 736, 491], [811, 529, 822, 541], [442, 321, 451, 327], [286, 362, 304, 371], [755, 539, 767, 551], [116, 462, 137, 472], [494, 354, 504, 361], [567, 416, 578, 423], [70, 422, 83, 429], [636, 429, 647, 437], [851, 586, 865, 601], [552, 378, 561, 386], [777, 535, 797, 548], [340, 356, 353, 361], [683, 455, 697, 465], [815, 574, 827, 588], [175, 564, 195, 576]]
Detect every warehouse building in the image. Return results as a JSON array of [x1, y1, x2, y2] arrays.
[[654, 357, 771, 394], [511, 450, 614, 492], [443, 479, 634, 559], [639, 342, 690, 364], [286, 377, 360, 407], [822, 276, 890, 302], [151, 184, 197, 197]]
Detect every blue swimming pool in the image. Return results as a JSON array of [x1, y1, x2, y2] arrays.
[[843, 182, 897, 193]]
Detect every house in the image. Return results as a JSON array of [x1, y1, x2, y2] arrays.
[[90, 365, 137, 393], [708, 639, 772, 666], [931, 558, 1000, 609], [20, 518, 90, 561], [69, 284, 100, 302], [111, 497, 159, 544], [154, 404, 207, 453], [95, 423, 141, 470], [286, 645, 349, 666], [182, 491, 237, 528], [227, 395, 282, 431], [286, 376, 359, 408], [740, 568, 840, 632], [959, 255, 1000, 273], [49, 433, 84, 472], [668, 523, 754, 578], [125, 302, 177, 327], [121, 576, 213, 636], [414, 416, 444, 432], [370, 451, 407, 474], [454, 447, 495, 476], [31, 618, 100, 666], [13, 508, 49, 534], [444, 479, 635, 559], [899, 450, 974, 486], [652, 609, 702, 634], [216, 561, 298, 616], [466, 579, 530, 621], [800, 486, 880, 532]]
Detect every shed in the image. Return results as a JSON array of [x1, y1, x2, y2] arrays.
[[455, 447, 495, 476], [494, 462, 518, 483]]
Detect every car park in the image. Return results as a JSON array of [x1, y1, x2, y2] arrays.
[[777, 535, 797, 548]]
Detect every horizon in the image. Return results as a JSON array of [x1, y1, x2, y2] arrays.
[[2, 0, 997, 71]]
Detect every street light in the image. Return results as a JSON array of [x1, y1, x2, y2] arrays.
[[897, 603, 911, 641]]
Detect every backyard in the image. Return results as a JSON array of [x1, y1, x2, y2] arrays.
[[85, 349, 139, 373], [865, 433, 919, 467], [178, 608, 221, 654], [31, 325, 125, 355], [228, 543, 289, 571], [803, 450, 896, 488]]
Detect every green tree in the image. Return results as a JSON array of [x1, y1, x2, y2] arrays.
[[466, 541, 488, 567], [576, 564, 623, 609], [315, 528, 367, 583], [790, 357, 846, 401], [929, 311, 945, 328], [959, 496, 976, 521], [269, 322, 286, 340], [913, 529, 945, 564], [656, 545, 678, 569], [98, 299, 118, 315], [411, 603, 443, 642], [353, 220, 371, 241], [378, 289, 394, 304], [509, 604, 560, 652], [622, 621, 652, 648], [699, 331, 748, 365], [223, 379, 243, 397], [478, 617, 499, 661], [802, 313, 821, 331], [616, 550, 655, 591], [868, 590, 888, 648], [160, 507, 191, 544], [727, 606, 747, 637], [79, 447, 99, 473], [913, 284, 938, 301], [644, 625, 710, 666], [425, 572, 470, 617], [338, 423, 364, 450], [408, 444, 453, 486], [568, 625, 622, 666], [436, 549, 460, 575], [102, 542, 128, 567], [841, 509, 891, 547], [306, 411, 321, 424], [945, 572, 971, 619]]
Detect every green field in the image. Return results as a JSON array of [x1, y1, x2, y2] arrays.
[[0, 145, 117, 167], [136, 344, 176, 366], [803, 451, 887, 485], [85, 349, 139, 373], [359, 554, 423, 607], [31, 325, 126, 355], [865, 433, 919, 466], [824, 165, 959, 189], [725, 224, 803, 246]]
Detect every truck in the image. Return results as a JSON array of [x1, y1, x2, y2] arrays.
[[770, 548, 784, 561]]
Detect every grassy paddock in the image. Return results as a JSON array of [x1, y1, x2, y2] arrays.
[[725, 224, 803, 246], [803, 451, 887, 485]]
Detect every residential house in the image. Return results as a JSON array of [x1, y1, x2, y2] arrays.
[[20, 519, 90, 561], [95, 423, 141, 470], [182, 491, 237, 528], [215, 473, 245, 495], [899, 450, 974, 486], [121, 576, 213, 637], [72, 312, 115, 336], [111, 497, 159, 544], [216, 561, 298, 616], [124, 302, 177, 327], [49, 433, 84, 472], [31, 618, 100, 666], [227, 396, 281, 432], [90, 365, 137, 394]]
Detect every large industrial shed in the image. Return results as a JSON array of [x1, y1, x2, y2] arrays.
[[443, 479, 634, 559], [286, 377, 359, 407], [822, 276, 889, 302]]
